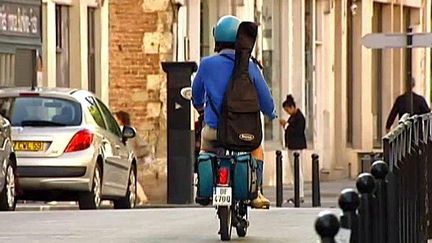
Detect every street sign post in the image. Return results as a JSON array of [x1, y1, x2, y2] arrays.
[[361, 29, 432, 243]]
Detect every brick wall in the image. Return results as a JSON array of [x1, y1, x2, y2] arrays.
[[109, 0, 173, 160]]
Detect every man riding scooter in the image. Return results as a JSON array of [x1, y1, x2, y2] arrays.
[[192, 15, 276, 209]]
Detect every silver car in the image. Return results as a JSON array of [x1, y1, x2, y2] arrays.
[[0, 87, 137, 209]]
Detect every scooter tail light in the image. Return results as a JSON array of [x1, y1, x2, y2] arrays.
[[218, 167, 229, 185]]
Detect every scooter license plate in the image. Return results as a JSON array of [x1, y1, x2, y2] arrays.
[[213, 187, 232, 206]]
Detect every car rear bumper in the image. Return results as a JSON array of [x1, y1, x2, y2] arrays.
[[17, 166, 87, 177], [16, 149, 96, 192], [18, 177, 91, 191]]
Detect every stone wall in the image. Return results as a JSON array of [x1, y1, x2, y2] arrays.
[[109, 0, 173, 203]]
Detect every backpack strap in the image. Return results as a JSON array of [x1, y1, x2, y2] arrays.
[[219, 53, 235, 61], [251, 56, 263, 70]]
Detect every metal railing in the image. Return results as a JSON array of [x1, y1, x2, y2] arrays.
[[315, 113, 432, 243]]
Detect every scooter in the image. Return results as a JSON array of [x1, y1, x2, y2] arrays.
[[180, 87, 250, 241], [213, 154, 250, 241]]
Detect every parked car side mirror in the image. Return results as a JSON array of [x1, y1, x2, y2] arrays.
[[122, 126, 136, 139], [1, 116, 9, 126]]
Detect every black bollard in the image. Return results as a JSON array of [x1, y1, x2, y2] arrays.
[[294, 152, 300, 207], [276, 150, 283, 207], [371, 161, 389, 243], [356, 173, 376, 243], [315, 211, 340, 243], [312, 154, 321, 207], [339, 188, 360, 243]]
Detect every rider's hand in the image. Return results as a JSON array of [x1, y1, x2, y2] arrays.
[[196, 107, 204, 115]]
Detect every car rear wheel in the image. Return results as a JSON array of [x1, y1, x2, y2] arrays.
[[114, 164, 137, 209], [0, 162, 16, 211], [79, 164, 102, 210]]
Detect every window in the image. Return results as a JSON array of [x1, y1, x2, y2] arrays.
[[305, 0, 314, 143], [55, 5, 70, 88], [262, 0, 281, 142], [0, 53, 14, 87], [347, 2, 354, 145], [15, 49, 37, 87], [262, 0, 274, 141], [85, 96, 105, 129], [0, 97, 82, 126], [88, 8, 96, 93], [96, 99, 122, 137], [200, 0, 211, 57], [403, 7, 411, 91]]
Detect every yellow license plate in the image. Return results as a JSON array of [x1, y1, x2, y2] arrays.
[[14, 141, 44, 152]]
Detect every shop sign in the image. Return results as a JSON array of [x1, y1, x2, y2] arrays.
[[0, 2, 41, 38]]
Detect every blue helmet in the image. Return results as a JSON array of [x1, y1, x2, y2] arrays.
[[213, 15, 240, 43]]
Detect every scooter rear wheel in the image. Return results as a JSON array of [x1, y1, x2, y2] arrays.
[[218, 206, 232, 241], [236, 204, 248, 237]]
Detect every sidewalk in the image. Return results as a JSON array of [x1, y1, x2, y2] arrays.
[[263, 179, 356, 208]]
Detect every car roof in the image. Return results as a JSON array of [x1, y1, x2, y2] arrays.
[[0, 87, 94, 99]]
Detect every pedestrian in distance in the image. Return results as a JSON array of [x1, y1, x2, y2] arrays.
[[385, 77, 430, 133], [114, 111, 149, 205], [279, 95, 307, 204]]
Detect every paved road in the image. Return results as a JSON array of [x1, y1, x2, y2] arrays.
[[0, 208, 340, 242]]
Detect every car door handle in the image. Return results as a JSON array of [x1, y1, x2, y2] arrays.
[[115, 145, 121, 150]]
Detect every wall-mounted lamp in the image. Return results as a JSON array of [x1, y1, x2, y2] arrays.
[[324, 0, 334, 14], [350, 0, 358, 16]]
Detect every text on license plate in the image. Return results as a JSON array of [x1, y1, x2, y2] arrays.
[[213, 187, 232, 206], [13, 141, 44, 152]]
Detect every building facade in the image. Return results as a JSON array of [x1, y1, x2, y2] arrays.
[[108, 0, 431, 187], [109, 0, 173, 160], [0, 0, 109, 107], [109, 0, 175, 203], [177, 0, 432, 185], [39, 0, 109, 103]]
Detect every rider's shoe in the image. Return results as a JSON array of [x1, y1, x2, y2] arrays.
[[251, 191, 270, 209], [287, 197, 305, 204]]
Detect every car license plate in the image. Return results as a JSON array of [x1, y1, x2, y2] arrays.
[[13, 141, 44, 152], [213, 187, 232, 206]]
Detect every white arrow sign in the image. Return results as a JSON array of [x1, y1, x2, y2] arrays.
[[411, 33, 432, 47], [362, 32, 432, 49], [175, 102, 182, 110]]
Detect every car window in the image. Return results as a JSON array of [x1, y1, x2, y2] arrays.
[[96, 99, 122, 137], [0, 97, 82, 126], [84, 96, 106, 129]]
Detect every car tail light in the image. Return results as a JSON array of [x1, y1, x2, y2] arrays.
[[64, 130, 94, 153], [218, 167, 229, 185]]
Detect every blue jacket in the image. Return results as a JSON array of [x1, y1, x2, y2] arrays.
[[192, 49, 277, 129]]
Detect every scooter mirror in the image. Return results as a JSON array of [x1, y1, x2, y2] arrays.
[[180, 87, 192, 101]]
